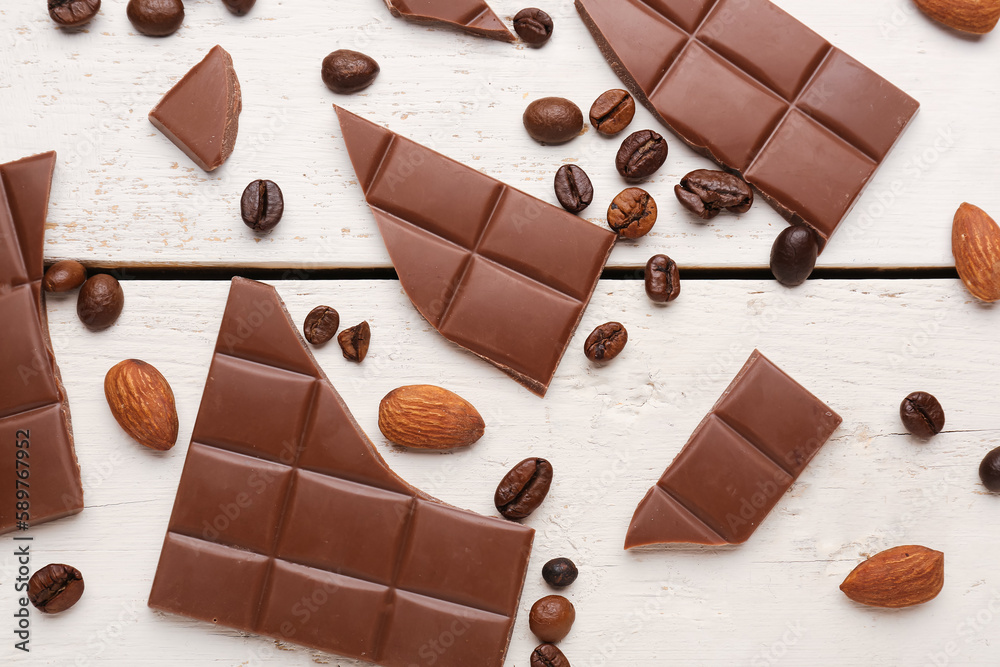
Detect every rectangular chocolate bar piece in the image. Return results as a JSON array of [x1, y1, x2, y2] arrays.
[[625, 350, 841, 548], [576, 0, 919, 249], [149, 278, 533, 667], [0, 152, 84, 534]]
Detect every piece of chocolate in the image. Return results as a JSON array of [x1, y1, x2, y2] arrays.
[[0, 152, 84, 534], [148, 45, 241, 172], [576, 0, 919, 250], [335, 106, 616, 396], [149, 278, 533, 667], [625, 350, 840, 548], [383, 0, 515, 42]]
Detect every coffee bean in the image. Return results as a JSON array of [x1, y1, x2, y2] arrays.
[[584, 322, 627, 361], [770, 226, 818, 287], [303, 306, 340, 346], [48, 0, 100, 26], [221, 0, 256, 15], [553, 165, 593, 214], [28, 564, 84, 614], [529, 595, 575, 643], [615, 129, 668, 181], [322, 50, 380, 94], [241, 180, 284, 233], [542, 558, 578, 588], [43, 260, 87, 293], [338, 321, 370, 362], [523, 98, 583, 145], [514, 8, 553, 46], [900, 392, 945, 438], [979, 447, 1000, 492], [494, 457, 553, 520], [77, 274, 124, 331], [607, 188, 656, 239], [644, 254, 680, 303], [532, 643, 572, 667], [589, 89, 635, 136], [674, 169, 753, 220], [126, 0, 184, 36]]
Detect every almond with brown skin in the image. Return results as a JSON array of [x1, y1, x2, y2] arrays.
[[914, 0, 1000, 34], [953, 202, 1000, 302], [104, 360, 179, 451], [378, 385, 485, 450], [840, 545, 944, 608]]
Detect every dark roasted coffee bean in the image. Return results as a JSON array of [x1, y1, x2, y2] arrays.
[[584, 322, 627, 361], [900, 392, 945, 438], [338, 321, 370, 362], [532, 643, 571, 667], [241, 180, 284, 232], [674, 169, 753, 220], [523, 98, 583, 145], [607, 188, 656, 239], [495, 457, 553, 520], [28, 564, 85, 614], [221, 0, 256, 15], [644, 254, 680, 303], [589, 89, 635, 136], [542, 557, 578, 588], [770, 226, 818, 286], [529, 595, 576, 643], [553, 165, 593, 214], [49, 0, 100, 26], [321, 50, 380, 94], [514, 8, 554, 46], [126, 0, 184, 36], [43, 260, 87, 293], [303, 306, 340, 346], [615, 129, 668, 181], [77, 274, 124, 331], [979, 447, 1000, 492]]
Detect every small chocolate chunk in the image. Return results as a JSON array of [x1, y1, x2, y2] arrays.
[[77, 274, 124, 331], [495, 457, 553, 520], [322, 50, 381, 94], [542, 558, 578, 588], [674, 169, 753, 220], [553, 165, 593, 214], [127, 0, 184, 36], [900, 392, 945, 438], [615, 129, 668, 181], [523, 98, 584, 145], [303, 306, 340, 345], [644, 254, 680, 303], [514, 8, 554, 45], [589, 89, 635, 136], [240, 180, 284, 233], [43, 260, 87, 293], [529, 595, 575, 643], [338, 321, 370, 362], [48, 0, 100, 27], [28, 564, 85, 614], [607, 188, 656, 239], [770, 226, 818, 287], [584, 322, 627, 362]]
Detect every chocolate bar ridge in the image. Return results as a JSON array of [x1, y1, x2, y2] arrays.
[[625, 350, 841, 548], [576, 0, 919, 249], [335, 105, 617, 396], [384, 0, 516, 42], [0, 151, 84, 534], [149, 277, 533, 667]]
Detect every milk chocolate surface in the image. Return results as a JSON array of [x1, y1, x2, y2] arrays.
[[149, 45, 242, 172], [384, 0, 515, 42], [626, 350, 840, 548], [0, 151, 84, 534], [149, 278, 533, 667], [576, 0, 919, 249], [335, 106, 616, 396]]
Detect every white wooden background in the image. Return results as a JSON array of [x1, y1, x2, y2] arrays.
[[3, 0, 1000, 666]]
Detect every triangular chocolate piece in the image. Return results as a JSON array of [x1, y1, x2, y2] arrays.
[[149, 45, 242, 172], [335, 106, 616, 396], [625, 486, 727, 549], [150, 278, 533, 667], [384, 0, 515, 42]]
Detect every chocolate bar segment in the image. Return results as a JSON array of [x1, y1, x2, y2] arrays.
[[149, 278, 533, 667], [384, 0, 515, 42], [335, 106, 616, 396], [576, 0, 919, 249], [0, 152, 84, 534], [625, 350, 840, 548]]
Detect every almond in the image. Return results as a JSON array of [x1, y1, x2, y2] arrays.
[[914, 0, 1000, 34], [953, 202, 1000, 302], [104, 360, 179, 451], [378, 385, 485, 449], [840, 545, 944, 608]]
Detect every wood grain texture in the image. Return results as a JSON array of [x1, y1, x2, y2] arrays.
[[0, 0, 995, 270], [2, 278, 999, 665]]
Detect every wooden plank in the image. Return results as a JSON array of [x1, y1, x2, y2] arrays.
[[11, 278, 999, 664], [0, 1, 994, 270]]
